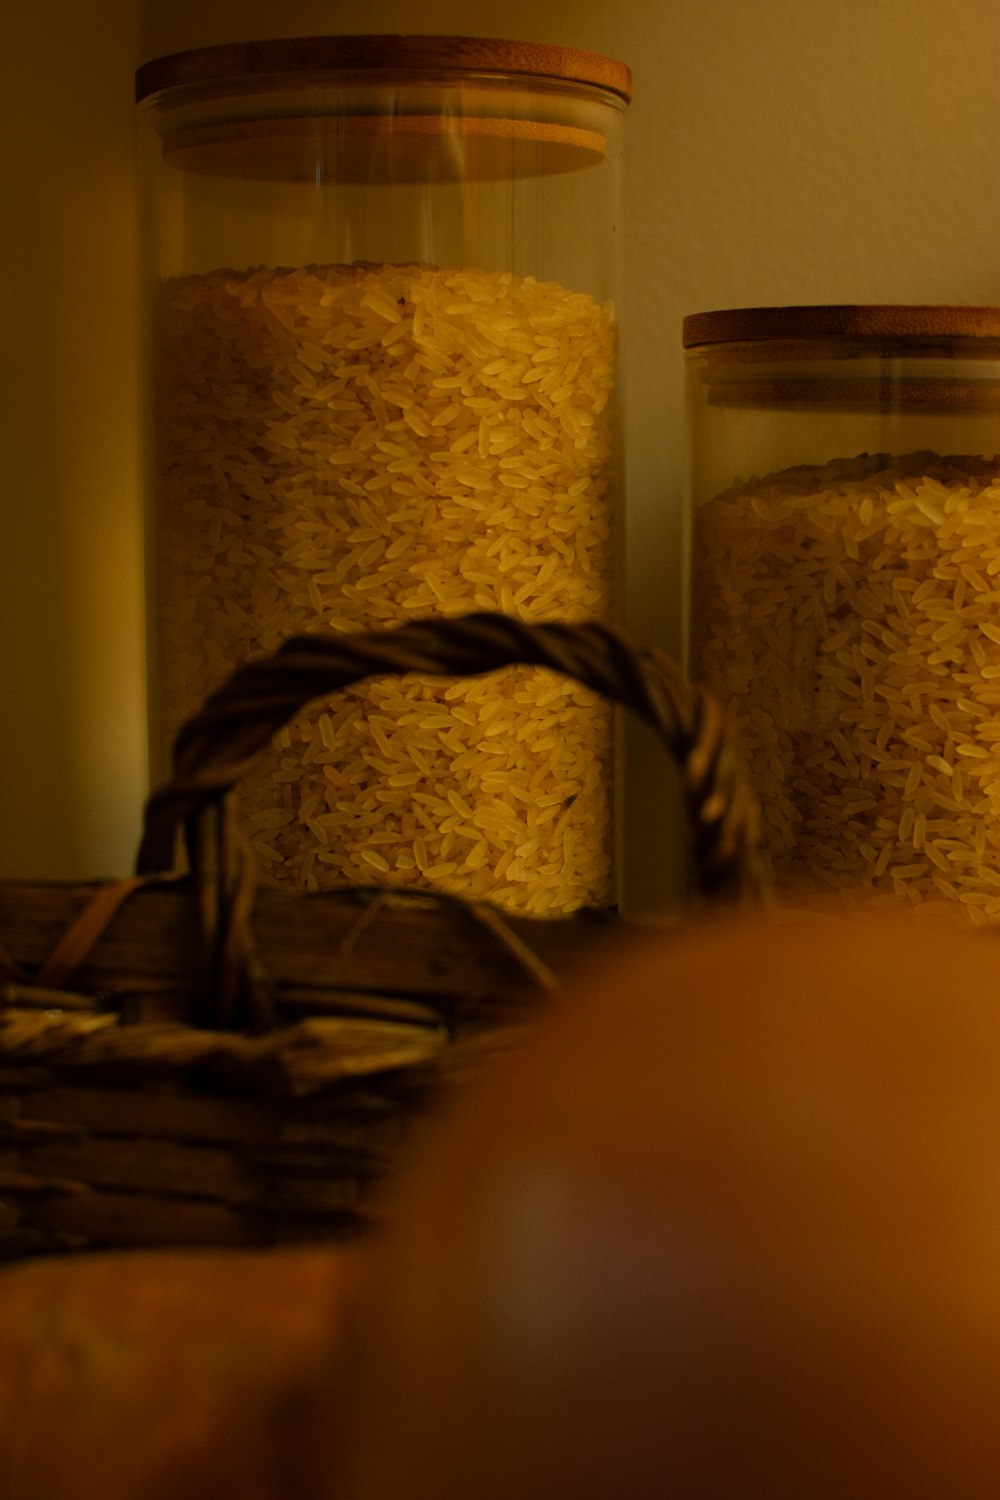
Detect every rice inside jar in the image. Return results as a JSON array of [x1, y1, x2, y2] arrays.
[[152, 261, 617, 915], [685, 304, 1000, 923]]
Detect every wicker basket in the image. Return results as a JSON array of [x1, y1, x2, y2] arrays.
[[0, 612, 764, 1261]]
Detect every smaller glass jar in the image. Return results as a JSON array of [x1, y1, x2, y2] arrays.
[[684, 305, 1000, 924]]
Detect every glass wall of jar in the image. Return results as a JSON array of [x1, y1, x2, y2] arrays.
[[684, 305, 1000, 924], [136, 36, 630, 917]]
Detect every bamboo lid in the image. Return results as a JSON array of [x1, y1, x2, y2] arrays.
[[138, 35, 628, 182], [135, 35, 632, 104], [683, 305, 1000, 348], [162, 115, 608, 183]]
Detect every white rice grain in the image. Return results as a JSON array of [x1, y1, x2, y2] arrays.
[[152, 262, 617, 916], [693, 451, 1000, 921]]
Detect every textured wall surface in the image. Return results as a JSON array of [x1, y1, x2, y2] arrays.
[[3, 0, 1000, 892], [0, 0, 144, 878]]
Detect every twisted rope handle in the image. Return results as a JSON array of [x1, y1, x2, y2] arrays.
[[136, 613, 765, 1028]]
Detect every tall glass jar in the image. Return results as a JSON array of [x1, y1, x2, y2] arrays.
[[685, 305, 1000, 924], [136, 36, 630, 917]]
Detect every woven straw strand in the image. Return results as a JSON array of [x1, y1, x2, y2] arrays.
[[138, 611, 763, 900]]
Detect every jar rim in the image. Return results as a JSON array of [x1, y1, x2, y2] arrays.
[[135, 34, 633, 106], [683, 305, 1000, 348]]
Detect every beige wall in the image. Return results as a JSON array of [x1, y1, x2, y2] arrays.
[[4, 0, 1000, 888], [1, 0, 143, 878]]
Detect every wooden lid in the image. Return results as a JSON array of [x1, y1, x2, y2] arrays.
[[135, 35, 632, 104], [164, 115, 608, 182], [683, 305, 1000, 348], [698, 376, 1000, 414]]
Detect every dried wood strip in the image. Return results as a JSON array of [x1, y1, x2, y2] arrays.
[[1, 982, 102, 1012], [21, 1134, 387, 1205], [0, 1168, 89, 1197], [248, 1143, 393, 1174], [0, 881, 628, 1010], [0, 1225, 92, 1263], [21, 1136, 262, 1206], [269, 1215, 375, 1245], [17, 1083, 408, 1150], [277, 1107, 408, 1150], [23, 1189, 267, 1250], [0, 882, 116, 966], [20, 1083, 279, 1147], [0, 1067, 54, 1091], [0, 1011, 446, 1095], [121, 985, 444, 1029], [274, 987, 442, 1026], [0, 1116, 86, 1141], [0, 1011, 117, 1058], [237, 1017, 447, 1096], [252, 1174, 362, 1216]]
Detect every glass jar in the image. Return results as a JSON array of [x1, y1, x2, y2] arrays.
[[136, 36, 630, 917], [685, 304, 1000, 924]]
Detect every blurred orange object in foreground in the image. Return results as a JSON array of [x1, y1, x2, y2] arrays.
[[339, 909, 1000, 1499], [0, 1248, 350, 1500]]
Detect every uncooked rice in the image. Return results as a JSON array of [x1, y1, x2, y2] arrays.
[[151, 261, 616, 916], [692, 450, 1000, 924]]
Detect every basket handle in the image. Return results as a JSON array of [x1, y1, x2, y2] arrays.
[[136, 612, 764, 1029]]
